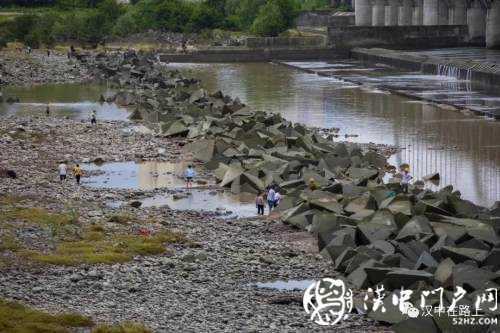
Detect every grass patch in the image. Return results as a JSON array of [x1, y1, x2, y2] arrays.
[[0, 235, 20, 252], [0, 194, 27, 206], [1, 207, 78, 228], [107, 213, 136, 225], [0, 298, 93, 333], [25, 230, 186, 266], [92, 322, 152, 333]]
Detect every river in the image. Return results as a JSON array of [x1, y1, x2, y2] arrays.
[[170, 62, 500, 207], [1, 62, 498, 207]]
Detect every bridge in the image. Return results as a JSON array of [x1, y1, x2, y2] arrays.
[[354, 0, 500, 48]]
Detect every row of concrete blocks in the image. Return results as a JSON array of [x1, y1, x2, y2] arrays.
[[355, 0, 500, 48]]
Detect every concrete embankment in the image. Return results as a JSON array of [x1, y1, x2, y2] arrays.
[[160, 47, 347, 63], [351, 47, 500, 89]]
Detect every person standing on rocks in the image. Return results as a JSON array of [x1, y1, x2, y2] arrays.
[[72, 164, 83, 185], [184, 165, 196, 189], [256, 192, 265, 216], [401, 167, 412, 194], [91, 110, 97, 125], [267, 186, 276, 214], [274, 191, 282, 208], [46, 104, 50, 116], [58, 162, 67, 181]]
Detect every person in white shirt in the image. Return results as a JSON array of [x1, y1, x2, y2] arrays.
[[267, 186, 276, 214], [274, 191, 282, 208], [58, 162, 67, 181], [400, 168, 412, 194], [184, 165, 196, 189]]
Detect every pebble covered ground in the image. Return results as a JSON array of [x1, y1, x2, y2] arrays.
[[0, 115, 389, 332]]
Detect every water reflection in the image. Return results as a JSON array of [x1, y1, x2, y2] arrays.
[[0, 83, 130, 121], [169, 62, 500, 207], [82, 161, 192, 191], [140, 190, 256, 218]]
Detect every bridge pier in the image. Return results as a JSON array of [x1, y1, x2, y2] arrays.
[[373, 0, 387, 25], [355, 0, 373, 25], [467, 0, 486, 40], [399, 0, 414, 25], [386, 0, 400, 25], [423, 0, 439, 25], [413, 0, 424, 25], [450, 0, 467, 24], [486, 0, 500, 48]]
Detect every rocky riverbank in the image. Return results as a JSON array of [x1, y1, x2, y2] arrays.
[[0, 50, 396, 331], [0, 49, 92, 87], [0, 115, 388, 332], [2, 49, 499, 332]]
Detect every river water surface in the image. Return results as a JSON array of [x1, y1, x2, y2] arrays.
[[1, 63, 498, 207], [170, 62, 500, 207]]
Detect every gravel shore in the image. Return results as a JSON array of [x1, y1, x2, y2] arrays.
[[0, 115, 388, 332]]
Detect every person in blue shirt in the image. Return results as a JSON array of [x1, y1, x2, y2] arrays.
[[184, 165, 196, 189], [267, 186, 276, 214]]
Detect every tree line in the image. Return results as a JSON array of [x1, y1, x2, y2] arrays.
[[0, 0, 336, 48]]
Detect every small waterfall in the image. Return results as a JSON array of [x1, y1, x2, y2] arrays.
[[437, 64, 466, 80], [436, 63, 472, 82]]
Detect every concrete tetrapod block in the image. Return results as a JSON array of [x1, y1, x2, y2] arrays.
[[434, 257, 455, 287], [440, 246, 489, 264], [320, 229, 356, 260], [182, 139, 215, 163], [392, 317, 439, 333], [383, 269, 434, 289], [367, 292, 408, 324], [396, 216, 433, 241], [414, 251, 438, 270]]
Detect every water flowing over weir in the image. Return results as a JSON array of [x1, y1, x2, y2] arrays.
[[436, 63, 473, 81]]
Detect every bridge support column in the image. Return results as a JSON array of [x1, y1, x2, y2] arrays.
[[486, 0, 500, 48], [386, 0, 400, 25], [467, 1, 486, 40], [399, 0, 413, 25], [356, 0, 373, 25], [423, 0, 439, 25], [438, 0, 449, 24], [413, 0, 424, 24], [450, 0, 467, 24], [373, 0, 386, 25]]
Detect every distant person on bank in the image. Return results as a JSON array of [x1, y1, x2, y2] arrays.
[[256, 192, 265, 216], [184, 165, 196, 189], [401, 167, 412, 194], [267, 186, 276, 214], [91, 110, 97, 125], [58, 162, 67, 181], [72, 164, 83, 185]]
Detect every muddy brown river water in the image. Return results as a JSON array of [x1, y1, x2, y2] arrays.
[[171, 62, 500, 207]]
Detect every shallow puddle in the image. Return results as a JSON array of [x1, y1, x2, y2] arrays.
[[82, 161, 193, 190], [0, 83, 130, 121], [83, 161, 257, 218], [112, 190, 257, 218], [252, 279, 316, 291]]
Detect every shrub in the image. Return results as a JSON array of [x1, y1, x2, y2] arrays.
[[251, 1, 287, 36]]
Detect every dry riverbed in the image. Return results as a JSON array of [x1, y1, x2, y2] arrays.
[[0, 115, 388, 331]]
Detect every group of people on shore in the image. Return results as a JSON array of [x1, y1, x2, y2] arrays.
[[57, 162, 83, 185], [255, 186, 282, 216]]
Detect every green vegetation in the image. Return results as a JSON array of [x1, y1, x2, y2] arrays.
[[0, 202, 186, 266], [25, 229, 186, 266], [0, 298, 151, 333], [0, 0, 345, 47], [0, 298, 94, 333], [1, 207, 78, 228]]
